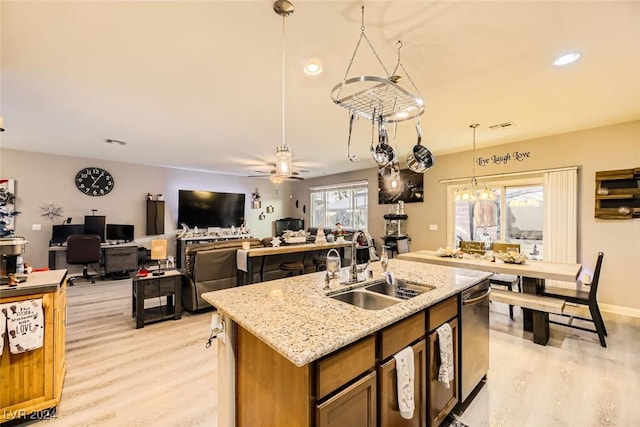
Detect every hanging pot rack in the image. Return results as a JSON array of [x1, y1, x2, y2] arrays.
[[330, 6, 425, 124]]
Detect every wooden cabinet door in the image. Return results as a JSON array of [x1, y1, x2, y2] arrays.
[[54, 283, 67, 395], [428, 318, 458, 427], [379, 339, 427, 427], [316, 372, 377, 427]]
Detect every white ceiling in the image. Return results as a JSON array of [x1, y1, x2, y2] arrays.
[[2, 1, 639, 179]]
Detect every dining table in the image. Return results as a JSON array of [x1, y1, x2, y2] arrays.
[[397, 250, 582, 335]]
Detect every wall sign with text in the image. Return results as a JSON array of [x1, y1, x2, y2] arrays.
[[476, 151, 531, 167]]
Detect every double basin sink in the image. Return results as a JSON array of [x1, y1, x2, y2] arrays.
[[330, 279, 435, 310]]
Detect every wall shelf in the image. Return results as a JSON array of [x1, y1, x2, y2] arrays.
[[595, 168, 640, 219]]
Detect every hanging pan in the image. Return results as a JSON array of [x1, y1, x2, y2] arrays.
[[406, 119, 434, 173], [371, 115, 397, 166]]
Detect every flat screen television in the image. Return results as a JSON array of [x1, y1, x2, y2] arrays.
[[178, 190, 245, 229], [84, 215, 106, 242], [106, 224, 135, 242], [51, 224, 85, 245], [275, 218, 304, 236]]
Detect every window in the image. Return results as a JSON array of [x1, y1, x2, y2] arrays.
[[310, 181, 368, 230], [448, 177, 544, 259], [447, 167, 578, 277]]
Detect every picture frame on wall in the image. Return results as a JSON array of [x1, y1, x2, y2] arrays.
[[378, 169, 424, 204]]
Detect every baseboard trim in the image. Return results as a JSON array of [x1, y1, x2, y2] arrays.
[[600, 303, 640, 319]]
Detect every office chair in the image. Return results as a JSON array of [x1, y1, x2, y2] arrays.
[[66, 234, 102, 285], [540, 252, 606, 347]]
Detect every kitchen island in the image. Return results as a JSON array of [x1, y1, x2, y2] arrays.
[[0, 269, 68, 422], [203, 259, 491, 427]]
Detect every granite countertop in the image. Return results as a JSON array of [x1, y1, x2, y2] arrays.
[[202, 259, 491, 367], [0, 269, 68, 298]]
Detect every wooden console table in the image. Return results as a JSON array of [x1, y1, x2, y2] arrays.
[[236, 241, 351, 285], [131, 269, 183, 329]]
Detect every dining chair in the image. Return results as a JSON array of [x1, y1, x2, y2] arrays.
[[489, 242, 521, 319], [66, 234, 102, 285], [540, 252, 607, 347], [459, 240, 486, 255]]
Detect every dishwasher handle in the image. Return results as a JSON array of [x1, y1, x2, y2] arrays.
[[463, 288, 491, 306]]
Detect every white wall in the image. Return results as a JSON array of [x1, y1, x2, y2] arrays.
[[294, 121, 640, 313], [2, 120, 638, 312], [0, 149, 294, 269]]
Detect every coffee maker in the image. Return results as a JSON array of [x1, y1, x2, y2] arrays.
[[0, 237, 28, 284]]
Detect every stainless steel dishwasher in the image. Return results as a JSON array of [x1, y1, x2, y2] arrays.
[[459, 279, 491, 403]]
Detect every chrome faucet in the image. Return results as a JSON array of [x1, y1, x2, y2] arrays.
[[348, 229, 379, 283]]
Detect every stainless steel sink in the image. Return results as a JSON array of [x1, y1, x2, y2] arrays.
[[330, 290, 400, 310], [365, 279, 435, 300]]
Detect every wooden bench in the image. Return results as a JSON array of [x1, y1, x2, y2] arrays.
[[490, 289, 565, 345]]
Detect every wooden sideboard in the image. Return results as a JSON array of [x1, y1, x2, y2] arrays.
[[0, 270, 67, 422]]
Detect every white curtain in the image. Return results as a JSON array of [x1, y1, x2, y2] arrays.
[[543, 168, 578, 288]]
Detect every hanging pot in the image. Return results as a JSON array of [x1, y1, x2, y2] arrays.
[[371, 118, 397, 166], [379, 160, 399, 181], [406, 120, 434, 173]]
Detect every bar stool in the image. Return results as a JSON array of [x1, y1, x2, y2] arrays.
[[312, 258, 326, 271], [279, 261, 305, 277]]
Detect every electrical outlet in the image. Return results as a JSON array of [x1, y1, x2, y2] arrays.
[[32, 224, 42, 231], [429, 224, 438, 231]]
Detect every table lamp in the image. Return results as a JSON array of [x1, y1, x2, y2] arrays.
[[151, 239, 168, 276]]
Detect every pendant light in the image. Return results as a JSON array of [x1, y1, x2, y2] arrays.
[[454, 124, 495, 202], [274, 0, 293, 177]]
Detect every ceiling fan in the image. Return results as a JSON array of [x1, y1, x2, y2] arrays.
[[248, 165, 308, 181]]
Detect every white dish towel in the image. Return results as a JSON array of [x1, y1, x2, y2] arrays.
[[0, 304, 6, 355], [236, 249, 248, 272], [436, 322, 454, 388], [4, 298, 45, 354], [393, 346, 415, 419]]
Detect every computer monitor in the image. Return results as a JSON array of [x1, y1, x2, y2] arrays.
[[50, 224, 86, 245], [106, 224, 135, 243], [84, 215, 106, 242]]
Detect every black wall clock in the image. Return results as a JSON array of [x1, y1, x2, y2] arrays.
[[75, 167, 114, 196]]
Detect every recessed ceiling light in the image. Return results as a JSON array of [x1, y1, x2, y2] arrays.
[[553, 51, 582, 67], [303, 58, 323, 76]]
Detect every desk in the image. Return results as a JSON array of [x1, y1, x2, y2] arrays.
[[131, 269, 183, 329], [397, 250, 582, 339], [48, 243, 138, 274], [237, 241, 352, 285]]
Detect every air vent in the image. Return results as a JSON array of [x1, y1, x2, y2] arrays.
[[105, 138, 126, 146], [488, 121, 515, 130]]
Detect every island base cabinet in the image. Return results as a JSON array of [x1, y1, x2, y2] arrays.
[[428, 318, 458, 427], [237, 326, 311, 427], [0, 279, 67, 422], [379, 339, 427, 427], [316, 372, 377, 427]]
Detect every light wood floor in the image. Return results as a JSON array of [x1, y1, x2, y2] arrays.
[[33, 279, 640, 426]]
